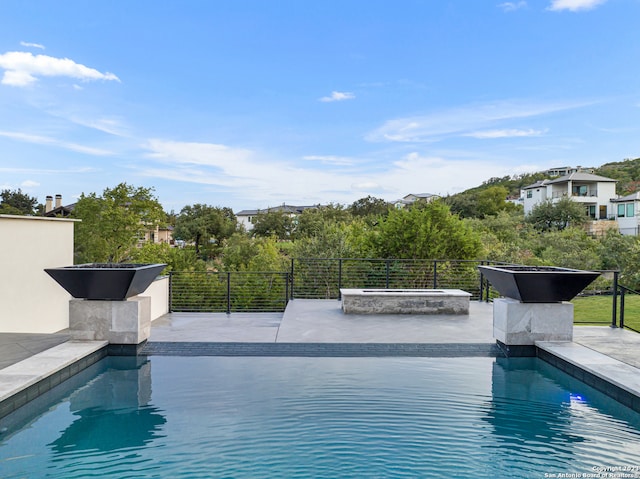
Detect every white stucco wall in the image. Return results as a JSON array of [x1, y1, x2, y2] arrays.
[[523, 187, 548, 215], [144, 275, 170, 321], [0, 215, 77, 333]]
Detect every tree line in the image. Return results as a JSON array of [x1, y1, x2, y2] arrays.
[[3, 182, 640, 289]]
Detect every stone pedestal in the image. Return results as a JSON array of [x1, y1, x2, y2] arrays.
[[493, 297, 573, 345], [69, 296, 151, 344]]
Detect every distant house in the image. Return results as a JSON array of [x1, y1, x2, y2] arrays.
[[140, 225, 174, 245], [43, 195, 75, 218], [392, 193, 439, 209], [546, 166, 594, 177], [44, 194, 174, 246], [522, 172, 617, 220], [236, 204, 318, 231], [611, 192, 640, 236]]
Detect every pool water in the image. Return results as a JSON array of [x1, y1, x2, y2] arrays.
[[2, 356, 640, 478]]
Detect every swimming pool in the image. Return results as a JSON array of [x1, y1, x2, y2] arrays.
[[1, 356, 640, 478]]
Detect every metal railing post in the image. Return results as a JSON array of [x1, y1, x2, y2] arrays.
[[226, 272, 231, 314], [620, 287, 626, 329], [285, 272, 290, 307], [338, 259, 343, 299], [612, 271, 619, 327], [385, 260, 390, 288], [290, 258, 295, 300], [478, 261, 484, 302], [433, 260, 438, 288], [168, 271, 173, 312]]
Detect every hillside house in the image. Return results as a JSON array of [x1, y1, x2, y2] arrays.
[[522, 172, 617, 220], [611, 192, 640, 236], [236, 204, 318, 231], [392, 193, 439, 209]]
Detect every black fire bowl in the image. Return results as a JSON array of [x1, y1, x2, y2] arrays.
[[45, 263, 167, 301], [478, 265, 600, 303]]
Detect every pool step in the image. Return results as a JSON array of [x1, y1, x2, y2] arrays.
[[139, 342, 505, 357]]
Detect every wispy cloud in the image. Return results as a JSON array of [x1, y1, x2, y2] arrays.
[[68, 116, 129, 137], [498, 1, 527, 12], [366, 99, 590, 143], [144, 139, 253, 168], [303, 155, 357, 166], [0, 166, 95, 174], [20, 41, 45, 50], [319, 91, 355, 102], [464, 128, 546, 139], [0, 51, 120, 87], [547, 0, 607, 11], [21, 180, 40, 187], [0, 130, 113, 155]]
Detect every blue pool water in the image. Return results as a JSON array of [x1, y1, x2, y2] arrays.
[[1, 356, 640, 478]]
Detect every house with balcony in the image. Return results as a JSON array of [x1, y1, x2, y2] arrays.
[[523, 172, 617, 220]]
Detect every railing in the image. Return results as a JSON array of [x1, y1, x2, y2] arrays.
[[169, 271, 289, 313], [611, 283, 640, 333], [167, 261, 638, 333], [290, 258, 498, 301]]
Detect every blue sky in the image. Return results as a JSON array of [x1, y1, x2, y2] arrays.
[[1, 0, 639, 213]]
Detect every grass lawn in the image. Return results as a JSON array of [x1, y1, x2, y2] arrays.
[[572, 294, 640, 332]]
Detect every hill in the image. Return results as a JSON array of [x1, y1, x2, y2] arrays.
[[454, 157, 640, 199]]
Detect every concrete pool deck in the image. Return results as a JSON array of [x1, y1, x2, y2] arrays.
[[2, 299, 640, 417]]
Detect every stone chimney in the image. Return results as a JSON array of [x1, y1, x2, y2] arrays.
[[45, 195, 53, 213], [55, 194, 62, 209]]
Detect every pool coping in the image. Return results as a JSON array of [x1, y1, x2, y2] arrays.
[[536, 341, 640, 412], [0, 341, 107, 419]]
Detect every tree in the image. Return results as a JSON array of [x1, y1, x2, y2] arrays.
[[72, 183, 166, 263], [446, 186, 517, 219], [0, 188, 40, 215], [173, 204, 237, 257], [129, 242, 206, 272], [294, 204, 351, 239], [526, 197, 588, 232], [349, 195, 390, 218], [222, 234, 289, 271], [251, 210, 294, 239], [363, 201, 482, 259]]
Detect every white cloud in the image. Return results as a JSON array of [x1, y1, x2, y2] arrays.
[[319, 91, 355, 102], [21, 180, 40, 187], [0, 51, 120, 87], [138, 138, 536, 207], [464, 128, 546, 139], [351, 181, 384, 192], [548, 0, 607, 11], [303, 155, 357, 166], [0, 166, 95, 174], [366, 99, 589, 143], [20, 41, 45, 50], [0, 130, 113, 156], [67, 116, 129, 137], [144, 139, 253, 168], [498, 1, 527, 12]]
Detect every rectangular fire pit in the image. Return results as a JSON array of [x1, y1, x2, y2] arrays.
[[340, 289, 472, 315]]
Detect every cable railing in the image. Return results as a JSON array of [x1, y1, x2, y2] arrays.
[[169, 271, 289, 313], [290, 258, 495, 300], [167, 260, 637, 333]]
